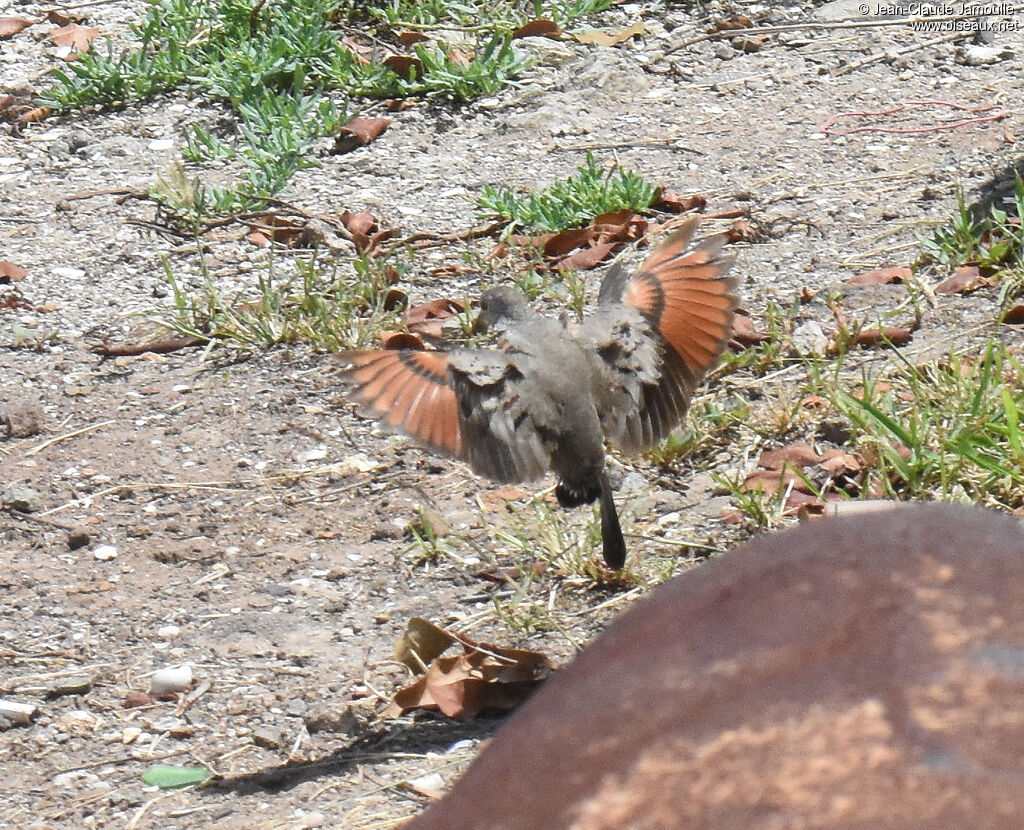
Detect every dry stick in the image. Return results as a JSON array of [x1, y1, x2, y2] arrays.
[[662, 5, 1024, 55], [25, 419, 115, 456], [833, 30, 966, 76]]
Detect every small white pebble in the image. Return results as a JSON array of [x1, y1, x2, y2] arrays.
[[150, 665, 193, 695], [408, 773, 445, 793], [157, 625, 180, 640], [148, 138, 175, 151], [93, 544, 118, 561]]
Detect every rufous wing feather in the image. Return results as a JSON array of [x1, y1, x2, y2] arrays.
[[339, 350, 462, 457], [624, 218, 738, 383]]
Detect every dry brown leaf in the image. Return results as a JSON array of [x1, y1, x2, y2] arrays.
[[397, 31, 430, 46], [571, 20, 645, 46], [651, 190, 706, 214], [385, 97, 419, 112], [383, 54, 424, 80], [446, 47, 473, 66], [478, 484, 532, 512], [513, 19, 563, 39], [49, 22, 100, 53], [341, 116, 390, 144], [590, 209, 646, 242], [707, 14, 753, 33], [1002, 304, 1024, 325], [852, 325, 913, 347], [46, 9, 86, 25], [245, 214, 310, 248], [561, 241, 616, 271], [334, 116, 391, 153], [0, 261, 28, 283], [848, 266, 911, 285], [340, 209, 376, 236], [380, 331, 424, 350], [543, 227, 596, 258], [395, 617, 458, 672], [730, 313, 769, 346], [725, 218, 756, 243], [0, 291, 34, 311], [732, 35, 768, 52], [742, 468, 811, 496], [935, 265, 990, 295], [0, 16, 35, 37], [387, 622, 555, 720], [339, 209, 398, 254], [759, 443, 823, 471], [405, 297, 464, 338]]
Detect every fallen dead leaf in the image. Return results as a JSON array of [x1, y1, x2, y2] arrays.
[[851, 325, 913, 348], [745, 442, 866, 502], [397, 31, 430, 46], [383, 54, 424, 80], [571, 20, 646, 46], [49, 22, 100, 53], [395, 617, 458, 672], [405, 297, 464, 338], [446, 47, 473, 66], [848, 266, 911, 285], [1002, 304, 1024, 325], [380, 331, 426, 350], [513, 19, 563, 39], [0, 261, 28, 283], [387, 620, 554, 720], [542, 227, 595, 258], [46, 9, 86, 25], [651, 190, 706, 214], [590, 209, 646, 243], [333, 116, 390, 153], [561, 241, 616, 271], [0, 16, 35, 37], [935, 265, 990, 295], [730, 312, 770, 346], [245, 214, 312, 248], [339, 210, 397, 254], [708, 14, 753, 32]]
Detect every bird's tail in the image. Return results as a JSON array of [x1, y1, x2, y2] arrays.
[[599, 473, 626, 570]]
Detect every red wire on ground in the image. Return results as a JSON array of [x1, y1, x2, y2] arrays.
[[820, 100, 1006, 136]]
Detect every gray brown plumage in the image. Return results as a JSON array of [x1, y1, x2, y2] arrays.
[[338, 217, 739, 569]]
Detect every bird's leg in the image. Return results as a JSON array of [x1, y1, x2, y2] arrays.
[[599, 473, 626, 570]]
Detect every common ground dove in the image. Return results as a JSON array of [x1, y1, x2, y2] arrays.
[[338, 217, 738, 568]]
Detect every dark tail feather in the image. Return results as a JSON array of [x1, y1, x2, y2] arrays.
[[599, 475, 626, 570]]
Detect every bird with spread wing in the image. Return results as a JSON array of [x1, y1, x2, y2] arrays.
[[338, 217, 738, 569]]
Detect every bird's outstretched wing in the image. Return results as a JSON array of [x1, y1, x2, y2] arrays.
[[582, 217, 738, 451], [337, 348, 550, 484]]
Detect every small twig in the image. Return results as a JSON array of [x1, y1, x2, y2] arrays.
[[61, 188, 144, 202], [177, 677, 212, 716], [382, 221, 505, 255], [833, 30, 965, 76], [0, 507, 76, 532], [25, 420, 115, 457], [551, 138, 706, 155]]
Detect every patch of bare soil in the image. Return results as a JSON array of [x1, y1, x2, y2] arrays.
[[1, 1, 1021, 827]]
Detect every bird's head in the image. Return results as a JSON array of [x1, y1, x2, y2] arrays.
[[473, 286, 533, 334]]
